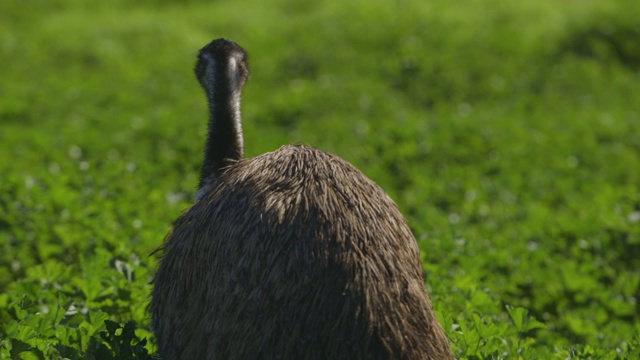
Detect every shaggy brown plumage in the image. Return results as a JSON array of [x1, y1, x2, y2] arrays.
[[150, 38, 454, 360], [152, 146, 453, 359]]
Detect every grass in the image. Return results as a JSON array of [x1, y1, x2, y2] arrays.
[[1, 0, 640, 358]]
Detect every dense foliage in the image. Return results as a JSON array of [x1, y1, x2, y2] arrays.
[[1, 0, 639, 358]]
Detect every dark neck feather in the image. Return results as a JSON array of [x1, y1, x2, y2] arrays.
[[196, 40, 248, 196], [199, 77, 243, 189]]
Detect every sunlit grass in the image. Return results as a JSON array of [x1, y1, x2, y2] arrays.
[[1, 0, 639, 358]]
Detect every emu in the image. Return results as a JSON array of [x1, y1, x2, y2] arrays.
[[151, 38, 454, 360]]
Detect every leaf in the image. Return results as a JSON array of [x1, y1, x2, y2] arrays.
[[506, 305, 528, 332], [9, 338, 45, 360], [506, 305, 547, 333]]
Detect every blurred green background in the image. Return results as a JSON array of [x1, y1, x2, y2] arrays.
[[1, 0, 639, 358]]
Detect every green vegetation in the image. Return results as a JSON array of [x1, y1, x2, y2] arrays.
[[1, 0, 639, 358]]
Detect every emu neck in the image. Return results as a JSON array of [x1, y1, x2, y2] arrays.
[[199, 81, 244, 192]]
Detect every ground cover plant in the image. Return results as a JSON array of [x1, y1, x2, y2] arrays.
[[1, 0, 639, 358]]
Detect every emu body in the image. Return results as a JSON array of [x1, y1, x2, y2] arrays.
[[150, 39, 454, 360]]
